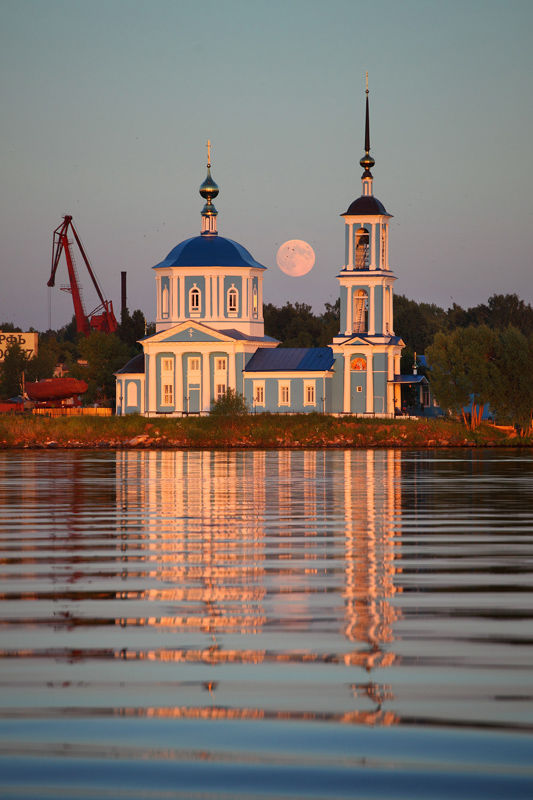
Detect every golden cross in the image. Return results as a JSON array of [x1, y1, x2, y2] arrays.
[[365, 71, 368, 95], [206, 139, 211, 166]]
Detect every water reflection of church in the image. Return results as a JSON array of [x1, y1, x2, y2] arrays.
[[115, 449, 402, 725]]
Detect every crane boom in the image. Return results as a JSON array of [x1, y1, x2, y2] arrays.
[[48, 216, 118, 335]]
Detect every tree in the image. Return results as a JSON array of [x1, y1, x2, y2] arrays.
[[426, 325, 495, 428], [71, 332, 131, 404], [0, 341, 28, 399], [487, 327, 533, 434], [117, 308, 147, 350], [210, 388, 248, 416]]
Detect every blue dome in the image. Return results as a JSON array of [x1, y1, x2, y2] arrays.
[[152, 235, 266, 270]]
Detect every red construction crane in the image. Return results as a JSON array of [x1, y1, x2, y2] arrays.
[[48, 215, 118, 335]]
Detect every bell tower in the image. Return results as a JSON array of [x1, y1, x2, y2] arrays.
[[336, 75, 396, 338], [331, 77, 404, 415]]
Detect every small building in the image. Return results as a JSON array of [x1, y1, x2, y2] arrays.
[[115, 90, 405, 416]]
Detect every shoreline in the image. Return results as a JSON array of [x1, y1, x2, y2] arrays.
[[0, 414, 531, 450]]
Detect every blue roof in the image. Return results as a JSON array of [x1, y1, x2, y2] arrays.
[[245, 347, 335, 372], [116, 353, 145, 374], [394, 374, 427, 384], [152, 234, 267, 270]]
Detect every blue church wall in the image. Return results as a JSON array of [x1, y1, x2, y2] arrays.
[[344, 226, 349, 266], [156, 352, 175, 412], [235, 352, 245, 394], [350, 369, 367, 413], [374, 285, 383, 334], [330, 356, 344, 412], [374, 224, 381, 268], [224, 276, 242, 317], [340, 286, 348, 333], [373, 353, 388, 414], [185, 276, 205, 318]]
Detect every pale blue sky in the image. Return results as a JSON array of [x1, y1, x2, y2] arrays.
[[1, 0, 532, 331]]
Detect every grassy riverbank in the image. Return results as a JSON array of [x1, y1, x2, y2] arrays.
[[0, 413, 530, 449]]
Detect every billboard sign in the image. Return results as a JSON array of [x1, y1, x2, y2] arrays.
[[0, 332, 38, 363]]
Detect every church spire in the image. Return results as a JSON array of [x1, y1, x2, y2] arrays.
[[199, 139, 219, 235], [359, 73, 375, 197]]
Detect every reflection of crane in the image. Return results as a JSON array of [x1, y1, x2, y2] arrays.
[[48, 215, 118, 335]]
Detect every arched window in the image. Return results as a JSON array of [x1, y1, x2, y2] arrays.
[[162, 285, 169, 317], [252, 284, 258, 317], [355, 227, 370, 269], [227, 285, 238, 315], [353, 290, 368, 333], [350, 357, 367, 371], [189, 284, 200, 314]]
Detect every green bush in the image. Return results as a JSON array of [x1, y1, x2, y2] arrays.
[[210, 388, 248, 416]]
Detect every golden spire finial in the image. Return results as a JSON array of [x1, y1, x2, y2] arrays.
[[206, 139, 211, 168], [365, 71, 368, 95]]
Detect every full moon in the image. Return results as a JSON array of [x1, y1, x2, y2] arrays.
[[276, 239, 315, 277]]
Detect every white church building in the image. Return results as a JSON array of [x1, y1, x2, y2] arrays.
[[115, 90, 405, 416]]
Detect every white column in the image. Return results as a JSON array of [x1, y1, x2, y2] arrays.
[[343, 353, 350, 413], [369, 224, 375, 269], [175, 354, 183, 413], [346, 286, 352, 335], [366, 352, 374, 413], [348, 224, 353, 270], [205, 276, 211, 320], [148, 353, 157, 415], [368, 286, 376, 335], [202, 353, 210, 412], [229, 348, 236, 392], [179, 276, 185, 319]]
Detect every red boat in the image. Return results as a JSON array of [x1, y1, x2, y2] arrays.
[[25, 378, 88, 402]]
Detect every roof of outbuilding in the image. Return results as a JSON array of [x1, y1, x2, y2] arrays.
[[342, 195, 390, 216], [115, 353, 145, 375], [152, 234, 267, 270], [245, 347, 335, 372]]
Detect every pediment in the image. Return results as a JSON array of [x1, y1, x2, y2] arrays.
[[340, 335, 370, 347], [144, 320, 237, 344]]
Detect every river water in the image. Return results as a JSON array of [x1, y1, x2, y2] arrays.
[[0, 448, 532, 799]]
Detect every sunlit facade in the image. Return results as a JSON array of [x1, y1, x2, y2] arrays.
[[116, 92, 404, 416]]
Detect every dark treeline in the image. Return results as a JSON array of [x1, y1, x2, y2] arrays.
[[264, 292, 533, 368]]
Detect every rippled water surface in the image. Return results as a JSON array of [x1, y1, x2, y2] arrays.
[[0, 448, 532, 799]]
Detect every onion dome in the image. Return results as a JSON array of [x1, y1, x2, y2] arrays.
[[342, 76, 391, 217], [152, 235, 266, 270], [200, 140, 219, 235]]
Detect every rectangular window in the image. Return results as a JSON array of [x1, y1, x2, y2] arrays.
[[189, 357, 200, 373], [162, 358, 173, 372], [163, 384, 173, 405], [356, 386, 363, 393], [254, 382, 265, 405], [279, 382, 290, 406], [216, 358, 227, 372], [216, 383, 226, 401], [304, 381, 315, 405]]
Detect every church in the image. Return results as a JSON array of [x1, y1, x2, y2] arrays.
[[115, 89, 405, 417]]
